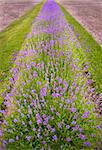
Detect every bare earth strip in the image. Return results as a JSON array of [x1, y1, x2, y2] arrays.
[[58, 0, 102, 45], [0, 0, 42, 31]]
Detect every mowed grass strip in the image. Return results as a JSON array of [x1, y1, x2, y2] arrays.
[[59, 4, 102, 93], [0, 2, 44, 106]]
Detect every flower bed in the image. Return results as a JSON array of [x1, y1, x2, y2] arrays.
[[0, 0, 101, 149]]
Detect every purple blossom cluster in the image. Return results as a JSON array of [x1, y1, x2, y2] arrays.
[[0, 0, 101, 149]]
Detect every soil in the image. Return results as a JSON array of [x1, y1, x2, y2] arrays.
[[0, 0, 41, 31], [58, 0, 102, 45]]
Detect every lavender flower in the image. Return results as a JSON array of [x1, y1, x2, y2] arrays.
[[51, 128, 56, 133], [84, 141, 91, 147], [29, 120, 32, 125], [13, 118, 18, 123], [50, 107, 54, 112], [66, 125, 70, 129], [16, 136, 19, 140], [66, 138, 71, 142], [52, 135, 57, 141], [40, 87, 47, 97], [82, 111, 89, 119], [72, 121, 76, 125], [42, 141, 46, 145], [9, 139, 14, 143], [33, 128, 36, 132], [58, 123, 62, 129], [0, 130, 3, 137], [79, 134, 85, 140], [71, 107, 76, 113], [26, 136, 31, 141], [33, 71, 38, 78]]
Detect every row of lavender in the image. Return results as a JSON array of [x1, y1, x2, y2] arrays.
[[0, 0, 101, 149]]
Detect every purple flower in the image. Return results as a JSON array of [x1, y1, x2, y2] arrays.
[[50, 107, 54, 112], [42, 141, 46, 145], [66, 99, 71, 104], [82, 111, 89, 119], [43, 121, 47, 125], [18, 109, 21, 113], [26, 128, 28, 132], [86, 101, 90, 105], [58, 123, 62, 129], [72, 126, 78, 132], [29, 120, 32, 125], [63, 80, 68, 89], [85, 49, 90, 52], [84, 141, 91, 147], [55, 87, 59, 93], [87, 79, 91, 85], [56, 112, 60, 116], [13, 118, 18, 123], [73, 113, 78, 119], [40, 87, 47, 97], [37, 119, 42, 125], [51, 128, 56, 133], [36, 113, 40, 118], [33, 128, 36, 132], [47, 124, 51, 130], [2, 140, 8, 147], [42, 114, 46, 118], [72, 121, 76, 125], [52, 135, 57, 141], [79, 128, 83, 132], [75, 87, 79, 93], [22, 121, 25, 125], [33, 71, 38, 78], [9, 139, 14, 143], [57, 77, 62, 84], [79, 134, 85, 140], [66, 138, 71, 142], [24, 99, 26, 103], [71, 107, 76, 113], [91, 88, 95, 92], [26, 64, 31, 70], [61, 97, 64, 102], [58, 51, 64, 57], [52, 93, 57, 98], [66, 125, 70, 129], [26, 136, 31, 141], [9, 78, 14, 84], [27, 114, 30, 118], [0, 130, 3, 137], [96, 125, 101, 130], [16, 136, 19, 140], [3, 120, 8, 126]]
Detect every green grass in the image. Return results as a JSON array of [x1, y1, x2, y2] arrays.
[[59, 4, 102, 93], [0, 2, 44, 107]]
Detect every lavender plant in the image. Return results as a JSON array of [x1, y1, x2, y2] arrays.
[[0, 0, 101, 149]]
